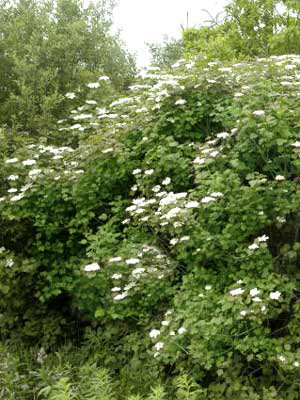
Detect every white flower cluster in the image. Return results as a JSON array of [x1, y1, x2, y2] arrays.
[[248, 234, 269, 250], [83, 262, 100, 272], [149, 308, 187, 357], [229, 282, 282, 317], [106, 246, 171, 301], [193, 137, 226, 166]]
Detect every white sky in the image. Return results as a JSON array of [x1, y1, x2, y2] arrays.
[[112, 0, 231, 66]]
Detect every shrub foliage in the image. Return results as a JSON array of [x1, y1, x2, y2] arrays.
[[2, 54, 300, 398]]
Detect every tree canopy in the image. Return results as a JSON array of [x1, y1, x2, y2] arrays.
[[0, 0, 136, 137]]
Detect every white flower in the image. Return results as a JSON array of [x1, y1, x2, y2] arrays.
[[193, 157, 206, 165], [29, 169, 42, 177], [230, 288, 245, 296], [5, 258, 14, 267], [253, 110, 265, 116], [112, 273, 122, 279], [132, 267, 145, 275], [124, 282, 136, 291], [111, 287, 121, 292], [84, 262, 100, 272], [180, 236, 190, 242], [248, 243, 259, 250], [170, 331, 176, 336], [278, 356, 286, 362], [154, 342, 164, 351], [291, 141, 300, 148], [65, 92, 76, 99], [114, 292, 128, 300], [240, 310, 247, 316], [8, 188, 18, 193], [293, 361, 299, 367], [175, 99, 186, 105], [87, 82, 100, 89], [275, 175, 285, 181], [0, 247, 5, 253], [205, 285, 212, 291], [6, 158, 18, 163], [210, 192, 223, 198], [250, 288, 260, 297], [201, 196, 216, 204], [162, 177, 171, 185], [174, 222, 183, 228], [210, 150, 219, 158], [0, 197, 5, 202], [22, 159, 36, 166], [161, 320, 170, 326], [126, 258, 140, 265], [126, 205, 136, 212], [20, 183, 32, 192], [136, 107, 148, 113], [132, 168, 142, 175], [257, 234, 269, 242], [237, 280, 243, 284], [144, 169, 154, 176], [152, 185, 161, 193], [109, 257, 122, 263], [102, 148, 113, 154], [170, 238, 179, 245], [11, 194, 24, 202], [276, 216, 286, 224], [252, 297, 262, 302], [122, 218, 130, 224], [185, 201, 199, 208], [149, 329, 160, 338], [216, 132, 229, 139], [163, 207, 182, 220], [270, 291, 281, 300], [98, 76, 110, 81], [178, 326, 186, 335], [7, 175, 19, 181]]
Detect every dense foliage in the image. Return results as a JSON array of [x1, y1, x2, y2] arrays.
[[3, 0, 300, 398], [147, 36, 184, 68], [2, 53, 300, 398], [183, 0, 300, 61], [0, 0, 136, 138]]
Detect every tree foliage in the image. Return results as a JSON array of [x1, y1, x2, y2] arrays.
[[183, 0, 300, 61], [147, 35, 183, 68], [0, 0, 136, 137]]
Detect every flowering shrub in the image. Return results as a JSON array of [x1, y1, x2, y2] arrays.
[[2, 55, 300, 397]]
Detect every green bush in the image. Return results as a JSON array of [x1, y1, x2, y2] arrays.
[[2, 55, 300, 397]]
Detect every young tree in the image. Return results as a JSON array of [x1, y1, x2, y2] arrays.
[[147, 36, 183, 69]]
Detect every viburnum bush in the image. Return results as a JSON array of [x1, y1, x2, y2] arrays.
[[2, 56, 300, 397]]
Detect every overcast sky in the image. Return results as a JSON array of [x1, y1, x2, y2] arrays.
[[112, 0, 231, 66]]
